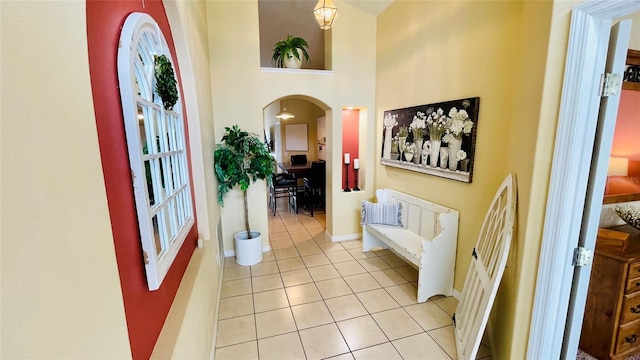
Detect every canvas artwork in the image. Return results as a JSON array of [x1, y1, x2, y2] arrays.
[[381, 97, 480, 183]]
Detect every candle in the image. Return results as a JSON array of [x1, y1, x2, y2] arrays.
[[344, 153, 350, 164], [354, 159, 360, 170]]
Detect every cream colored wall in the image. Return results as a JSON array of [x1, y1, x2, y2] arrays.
[[207, 0, 377, 251], [377, 0, 522, 293], [151, 0, 222, 358], [0, 1, 131, 357], [376, 1, 569, 358], [620, 10, 640, 49], [496, 1, 572, 357], [278, 99, 324, 162]]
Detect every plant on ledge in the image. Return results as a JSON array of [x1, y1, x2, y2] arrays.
[[272, 35, 310, 69], [214, 125, 275, 239]]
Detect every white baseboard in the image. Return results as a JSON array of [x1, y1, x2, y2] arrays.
[[328, 232, 361, 242], [223, 244, 272, 258], [453, 289, 462, 300]]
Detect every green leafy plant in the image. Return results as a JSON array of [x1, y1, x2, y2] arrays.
[[397, 126, 409, 138], [272, 35, 310, 68], [391, 137, 400, 154], [154, 55, 178, 110], [214, 125, 275, 239]]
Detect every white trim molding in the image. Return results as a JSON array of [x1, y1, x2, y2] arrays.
[[329, 232, 361, 242], [528, 1, 640, 359], [223, 244, 272, 259]]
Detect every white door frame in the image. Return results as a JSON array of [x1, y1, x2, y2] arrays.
[[528, 1, 640, 359]]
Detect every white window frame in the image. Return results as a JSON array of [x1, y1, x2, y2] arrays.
[[117, 12, 194, 291]]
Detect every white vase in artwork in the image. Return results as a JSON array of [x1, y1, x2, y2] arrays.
[[421, 143, 430, 166], [383, 127, 393, 159], [439, 148, 449, 169], [461, 159, 470, 172], [404, 152, 414, 163], [413, 138, 424, 164], [398, 136, 407, 161], [429, 139, 441, 167], [448, 137, 462, 171]]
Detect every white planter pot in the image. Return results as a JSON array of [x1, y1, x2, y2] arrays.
[[284, 49, 303, 69], [234, 231, 263, 266]]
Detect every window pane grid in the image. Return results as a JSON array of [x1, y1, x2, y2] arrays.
[[169, 115, 179, 151], [158, 208, 169, 255], [152, 214, 161, 255], [168, 198, 179, 242], [134, 61, 151, 100], [171, 154, 180, 188], [150, 157, 163, 206], [119, 13, 194, 290], [139, 33, 156, 90]]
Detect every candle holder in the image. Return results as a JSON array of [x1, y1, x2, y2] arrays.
[[352, 168, 360, 191], [344, 163, 351, 192]]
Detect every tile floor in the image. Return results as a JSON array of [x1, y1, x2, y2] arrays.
[[215, 203, 491, 360]]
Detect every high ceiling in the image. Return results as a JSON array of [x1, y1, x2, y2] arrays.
[[343, 0, 394, 16]]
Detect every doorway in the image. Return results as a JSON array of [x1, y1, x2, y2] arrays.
[[529, 2, 640, 359], [264, 96, 328, 220]]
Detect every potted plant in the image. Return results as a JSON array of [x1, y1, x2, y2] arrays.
[[403, 142, 417, 163], [272, 34, 310, 69], [214, 125, 275, 265], [390, 136, 400, 161]]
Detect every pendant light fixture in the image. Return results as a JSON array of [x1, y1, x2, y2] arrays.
[[275, 100, 295, 120], [313, 0, 337, 30]]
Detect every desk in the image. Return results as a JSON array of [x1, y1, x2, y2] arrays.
[[278, 162, 312, 177]]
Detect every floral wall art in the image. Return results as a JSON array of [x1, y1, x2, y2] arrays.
[[381, 97, 480, 182]]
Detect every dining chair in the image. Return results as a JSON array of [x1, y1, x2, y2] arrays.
[[290, 154, 308, 165], [302, 161, 326, 217], [269, 172, 296, 216]]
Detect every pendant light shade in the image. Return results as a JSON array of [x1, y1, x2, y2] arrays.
[[276, 100, 295, 120], [313, 0, 337, 30]]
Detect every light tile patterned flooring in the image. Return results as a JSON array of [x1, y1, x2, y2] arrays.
[[215, 203, 492, 360]]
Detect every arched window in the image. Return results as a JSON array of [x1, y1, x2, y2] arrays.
[[117, 13, 194, 290]]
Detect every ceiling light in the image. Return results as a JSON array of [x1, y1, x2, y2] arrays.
[[313, 0, 337, 30], [276, 100, 295, 119]]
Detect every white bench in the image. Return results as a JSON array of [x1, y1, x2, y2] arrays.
[[362, 188, 459, 303]]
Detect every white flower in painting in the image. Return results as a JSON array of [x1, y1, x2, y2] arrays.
[[442, 133, 454, 144], [425, 107, 448, 140], [444, 107, 474, 142], [404, 142, 417, 154], [456, 150, 467, 161], [410, 111, 428, 139], [448, 118, 464, 135], [384, 113, 399, 128]]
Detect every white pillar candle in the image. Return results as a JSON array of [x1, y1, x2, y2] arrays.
[[354, 159, 359, 169], [344, 153, 350, 164]]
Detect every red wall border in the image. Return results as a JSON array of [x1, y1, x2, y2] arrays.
[[86, 0, 197, 358]]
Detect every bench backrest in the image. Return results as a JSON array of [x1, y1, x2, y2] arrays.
[[376, 188, 458, 240]]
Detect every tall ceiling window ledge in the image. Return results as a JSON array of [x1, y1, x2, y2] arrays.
[[260, 67, 334, 75]]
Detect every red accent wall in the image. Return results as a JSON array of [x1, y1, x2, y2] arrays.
[[342, 110, 360, 190], [607, 90, 640, 196], [86, 1, 197, 358], [611, 89, 640, 159]]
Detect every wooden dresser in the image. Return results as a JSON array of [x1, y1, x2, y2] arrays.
[[580, 225, 640, 359]]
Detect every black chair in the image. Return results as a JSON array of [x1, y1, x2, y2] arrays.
[[269, 172, 296, 216], [290, 154, 308, 166], [303, 161, 326, 217]]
